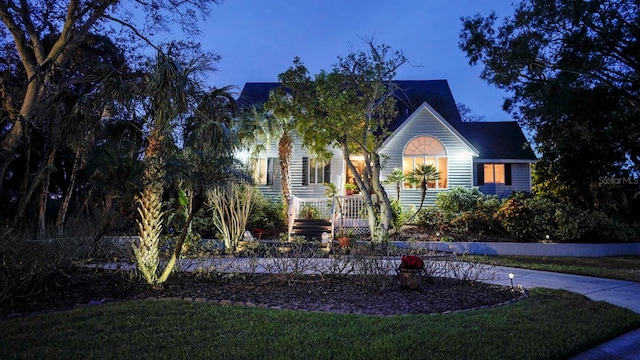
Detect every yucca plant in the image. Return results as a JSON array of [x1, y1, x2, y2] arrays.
[[208, 183, 255, 253]]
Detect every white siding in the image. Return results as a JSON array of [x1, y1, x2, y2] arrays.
[[379, 107, 475, 208], [476, 161, 532, 198], [249, 110, 533, 205], [255, 133, 346, 199]]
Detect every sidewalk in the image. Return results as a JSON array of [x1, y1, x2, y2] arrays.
[[484, 265, 640, 314], [485, 265, 640, 359]]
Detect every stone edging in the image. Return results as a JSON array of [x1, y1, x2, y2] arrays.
[[2, 286, 530, 320]]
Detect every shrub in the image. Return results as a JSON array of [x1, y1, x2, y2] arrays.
[[581, 211, 639, 243], [435, 187, 486, 217], [246, 194, 286, 238], [494, 193, 636, 243], [494, 192, 536, 241], [448, 192, 503, 236], [414, 206, 447, 231], [389, 199, 409, 230], [550, 203, 586, 242], [208, 183, 255, 253], [0, 227, 94, 307]]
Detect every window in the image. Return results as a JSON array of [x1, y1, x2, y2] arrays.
[[302, 157, 330, 185], [253, 157, 274, 185], [477, 163, 512, 185], [484, 164, 504, 183], [402, 136, 448, 189]]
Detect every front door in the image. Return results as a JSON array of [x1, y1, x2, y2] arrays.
[[345, 159, 366, 194]]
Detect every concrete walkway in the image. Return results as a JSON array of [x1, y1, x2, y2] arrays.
[[484, 265, 640, 314], [485, 265, 640, 360]]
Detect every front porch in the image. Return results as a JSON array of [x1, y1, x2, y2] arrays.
[[288, 195, 370, 240]]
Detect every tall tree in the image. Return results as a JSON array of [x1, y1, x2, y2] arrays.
[[0, 0, 222, 200], [132, 43, 224, 285], [262, 92, 298, 222], [1, 33, 132, 233], [459, 0, 640, 210], [238, 104, 294, 224], [278, 40, 407, 243], [166, 85, 242, 248]]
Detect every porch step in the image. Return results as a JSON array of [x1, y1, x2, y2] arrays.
[[291, 219, 332, 241]]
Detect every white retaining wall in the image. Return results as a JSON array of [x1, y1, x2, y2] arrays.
[[391, 241, 640, 257], [109, 236, 640, 257]]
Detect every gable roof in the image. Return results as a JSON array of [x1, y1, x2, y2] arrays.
[[383, 101, 480, 156], [464, 122, 537, 161], [237, 80, 465, 131], [237, 80, 537, 161], [390, 80, 465, 134], [237, 82, 281, 109]]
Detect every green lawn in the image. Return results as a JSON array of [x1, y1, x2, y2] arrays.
[[468, 255, 640, 282], [1, 288, 639, 360]]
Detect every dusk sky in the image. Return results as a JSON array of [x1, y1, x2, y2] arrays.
[[187, 0, 517, 121]]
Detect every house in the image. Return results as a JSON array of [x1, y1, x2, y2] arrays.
[[237, 80, 537, 210]]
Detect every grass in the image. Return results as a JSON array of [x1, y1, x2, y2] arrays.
[[1, 288, 639, 359], [468, 255, 640, 282]]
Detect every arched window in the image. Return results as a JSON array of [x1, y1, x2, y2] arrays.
[[403, 136, 448, 189]]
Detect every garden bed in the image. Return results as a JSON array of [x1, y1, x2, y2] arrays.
[[1, 267, 521, 318]]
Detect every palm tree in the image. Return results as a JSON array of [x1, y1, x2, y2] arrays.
[[237, 91, 296, 223], [165, 85, 241, 251], [383, 168, 406, 201], [406, 163, 440, 213], [133, 45, 218, 286]]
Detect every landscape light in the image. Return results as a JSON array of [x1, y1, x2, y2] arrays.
[[509, 272, 515, 288]]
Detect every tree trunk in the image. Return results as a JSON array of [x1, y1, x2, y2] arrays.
[[37, 151, 56, 239], [12, 148, 53, 228], [37, 173, 50, 240], [370, 154, 391, 243], [0, 73, 43, 194], [278, 131, 293, 223], [343, 147, 391, 244], [133, 133, 166, 285], [56, 145, 83, 235]]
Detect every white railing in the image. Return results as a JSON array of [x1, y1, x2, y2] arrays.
[[288, 195, 371, 239], [288, 196, 333, 238], [332, 195, 370, 235]]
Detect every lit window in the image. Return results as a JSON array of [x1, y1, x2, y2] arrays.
[[483, 164, 505, 183], [402, 136, 448, 189], [253, 158, 274, 185]]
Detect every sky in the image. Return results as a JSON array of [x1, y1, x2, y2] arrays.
[[188, 0, 517, 121]]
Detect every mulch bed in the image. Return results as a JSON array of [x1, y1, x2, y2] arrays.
[[1, 267, 523, 318]]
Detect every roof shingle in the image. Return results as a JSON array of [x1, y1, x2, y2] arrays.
[[238, 80, 537, 161]]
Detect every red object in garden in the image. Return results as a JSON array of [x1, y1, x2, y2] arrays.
[[398, 255, 424, 290], [399, 255, 424, 270]]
